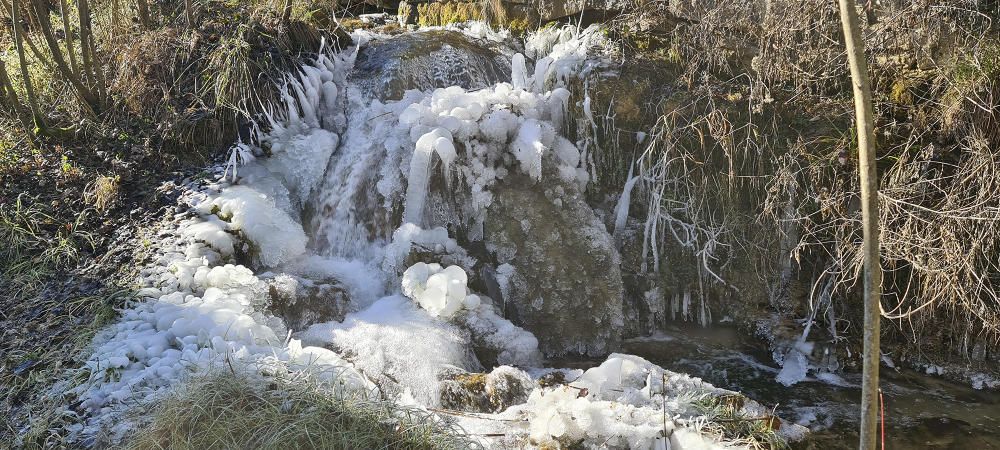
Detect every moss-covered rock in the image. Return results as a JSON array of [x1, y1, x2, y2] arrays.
[[485, 172, 625, 357], [439, 366, 534, 412]]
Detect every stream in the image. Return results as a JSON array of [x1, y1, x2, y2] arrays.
[[614, 326, 1000, 449]]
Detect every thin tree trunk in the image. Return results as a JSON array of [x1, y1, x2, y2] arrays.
[[282, 0, 292, 25], [10, 0, 44, 130], [22, 23, 51, 65], [59, 0, 78, 74], [837, 1, 882, 449], [77, 0, 106, 105], [135, 0, 151, 29], [184, 0, 193, 28], [0, 60, 34, 132]]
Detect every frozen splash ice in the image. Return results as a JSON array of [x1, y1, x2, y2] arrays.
[[401, 262, 471, 318]]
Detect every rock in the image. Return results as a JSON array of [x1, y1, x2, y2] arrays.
[[485, 173, 624, 356], [351, 30, 512, 100], [459, 302, 544, 367], [396, 0, 666, 29], [267, 274, 353, 331], [440, 365, 535, 412]]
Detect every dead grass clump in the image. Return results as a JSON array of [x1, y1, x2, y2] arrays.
[[84, 175, 120, 212], [108, 2, 334, 154], [129, 371, 482, 450]]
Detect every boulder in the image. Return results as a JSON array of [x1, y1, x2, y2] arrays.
[[267, 274, 353, 331], [440, 365, 535, 412], [485, 173, 624, 356], [351, 30, 512, 100]]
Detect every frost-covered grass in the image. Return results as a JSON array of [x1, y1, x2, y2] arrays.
[[128, 370, 481, 450], [691, 394, 789, 450]]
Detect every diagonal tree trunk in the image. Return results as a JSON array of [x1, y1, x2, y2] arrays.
[[9, 0, 44, 130], [25, 0, 100, 112]]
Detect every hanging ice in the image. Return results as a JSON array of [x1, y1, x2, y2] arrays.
[[512, 52, 529, 90], [403, 127, 456, 223], [512, 119, 549, 180]]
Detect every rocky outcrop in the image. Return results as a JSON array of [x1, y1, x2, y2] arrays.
[[351, 30, 512, 100], [396, 0, 634, 28], [485, 173, 624, 356]]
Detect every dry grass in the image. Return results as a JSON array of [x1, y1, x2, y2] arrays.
[[84, 175, 121, 212], [129, 371, 483, 450]]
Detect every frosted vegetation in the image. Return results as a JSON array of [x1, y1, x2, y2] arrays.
[[67, 23, 803, 448]]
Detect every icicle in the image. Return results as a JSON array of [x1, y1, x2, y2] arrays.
[[682, 289, 691, 321], [613, 162, 639, 243], [547, 88, 570, 132], [320, 80, 339, 130], [403, 128, 455, 223], [291, 78, 318, 128], [301, 66, 323, 94], [511, 119, 546, 180], [512, 53, 529, 90], [223, 142, 255, 182], [532, 56, 553, 93]]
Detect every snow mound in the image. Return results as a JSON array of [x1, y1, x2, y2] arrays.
[[526, 354, 745, 449]]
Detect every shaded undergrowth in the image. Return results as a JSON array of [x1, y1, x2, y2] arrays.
[[592, 0, 1000, 371]]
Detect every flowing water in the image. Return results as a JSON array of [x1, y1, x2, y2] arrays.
[[614, 326, 1000, 449]]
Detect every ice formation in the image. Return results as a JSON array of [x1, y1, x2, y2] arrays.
[[300, 295, 476, 405], [69, 23, 800, 448], [401, 262, 472, 318]]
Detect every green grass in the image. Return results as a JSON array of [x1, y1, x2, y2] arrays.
[[0, 193, 95, 278]]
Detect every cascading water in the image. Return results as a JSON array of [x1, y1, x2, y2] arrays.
[[68, 24, 814, 449]]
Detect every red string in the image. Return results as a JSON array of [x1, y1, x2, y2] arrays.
[[879, 388, 886, 450]]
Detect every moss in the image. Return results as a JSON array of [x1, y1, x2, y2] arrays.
[[455, 372, 488, 391], [338, 18, 375, 31], [416, 1, 483, 27], [889, 77, 915, 106], [507, 17, 533, 34]]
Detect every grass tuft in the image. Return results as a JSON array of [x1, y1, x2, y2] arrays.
[[129, 371, 484, 450]]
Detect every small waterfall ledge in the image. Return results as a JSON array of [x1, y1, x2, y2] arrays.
[[69, 24, 806, 449]]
